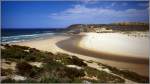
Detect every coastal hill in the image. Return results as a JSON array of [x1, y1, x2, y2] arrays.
[[66, 22, 149, 33], [1, 44, 149, 83]]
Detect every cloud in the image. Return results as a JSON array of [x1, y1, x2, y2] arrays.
[[49, 4, 148, 23]]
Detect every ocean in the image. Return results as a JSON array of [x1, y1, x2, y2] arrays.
[[1, 29, 64, 44]]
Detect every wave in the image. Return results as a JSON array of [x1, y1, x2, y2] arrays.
[[2, 32, 55, 43]]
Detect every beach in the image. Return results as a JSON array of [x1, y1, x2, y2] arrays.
[[13, 32, 149, 77], [79, 33, 149, 59]]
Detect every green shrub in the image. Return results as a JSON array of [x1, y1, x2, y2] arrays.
[[1, 78, 16, 83], [40, 76, 72, 83], [3, 44, 11, 48], [64, 67, 85, 78], [1, 46, 28, 60], [71, 56, 87, 66], [55, 54, 87, 66], [85, 67, 125, 83], [16, 79, 38, 83], [16, 61, 42, 78], [1, 78, 38, 83], [11, 45, 30, 50], [55, 53, 71, 61], [1, 68, 13, 76], [42, 60, 85, 82], [1, 44, 53, 62], [16, 61, 33, 76], [101, 64, 149, 83]]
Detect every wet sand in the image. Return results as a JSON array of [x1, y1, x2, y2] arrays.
[[56, 34, 149, 76]]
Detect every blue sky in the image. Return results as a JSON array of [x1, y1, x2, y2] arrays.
[[1, 1, 149, 28]]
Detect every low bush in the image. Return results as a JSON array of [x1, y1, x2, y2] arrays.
[[1, 78, 38, 83], [71, 56, 87, 66], [85, 67, 125, 83], [11, 45, 30, 50], [16, 61, 42, 78], [1, 78, 16, 83], [1, 68, 13, 76], [1, 44, 52, 62], [101, 64, 149, 83], [55, 54, 87, 66], [1, 47, 27, 59], [64, 67, 85, 78], [16, 61, 33, 76], [40, 76, 72, 83]]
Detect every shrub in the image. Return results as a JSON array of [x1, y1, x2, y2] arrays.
[[55, 53, 70, 60], [16, 61, 42, 78], [43, 60, 65, 75], [65, 67, 85, 78], [24, 55, 36, 61], [101, 64, 149, 83], [1, 44, 53, 62], [1, 46, 28, 60], [16, 61, 33, 76], [1, 78, 16, 83], [11, 45, 30, 50], [1, 68, 13, 76], [85, 67, 125, 83], [40, 75, 74, 83], [3, 44, 11, 48], [71, 56, 87, 66], [1, 78, 38, 83]]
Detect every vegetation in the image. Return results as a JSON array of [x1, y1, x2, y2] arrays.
[[110, 22, 148, 26], [54, 53, 87, 66], [16, 61, 42, 78], [1, 44, 51, 62], [85, 67, 125, 83], [97, 63, 149, 83], [67, 22, 149, 33], [1, 44, 149, 83], [1, 68, 13, 76]]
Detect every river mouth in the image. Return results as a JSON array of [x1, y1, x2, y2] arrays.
[[56, 32, 149, 76]]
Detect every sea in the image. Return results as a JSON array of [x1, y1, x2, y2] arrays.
[[1, 28, 64, 44]]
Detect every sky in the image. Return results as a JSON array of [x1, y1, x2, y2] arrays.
[[1, 1, 149, 29]]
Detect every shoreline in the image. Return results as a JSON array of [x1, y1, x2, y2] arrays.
[[10, 34, 149, 76], [56, 35, 149, 64], [79, 33, 149, 59], [56, 34, 149, 76]]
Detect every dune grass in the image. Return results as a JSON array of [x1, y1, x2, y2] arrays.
[[1, 44, 148, 83]]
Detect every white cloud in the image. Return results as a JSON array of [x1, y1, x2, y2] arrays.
[[49, 4, 148, 23]]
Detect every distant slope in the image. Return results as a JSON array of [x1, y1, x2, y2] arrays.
[[66, 22, 149, 33]]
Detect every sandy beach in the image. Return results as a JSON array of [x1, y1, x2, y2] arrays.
[[13, 33, 149, 77], [79, 33, 149, 59]]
